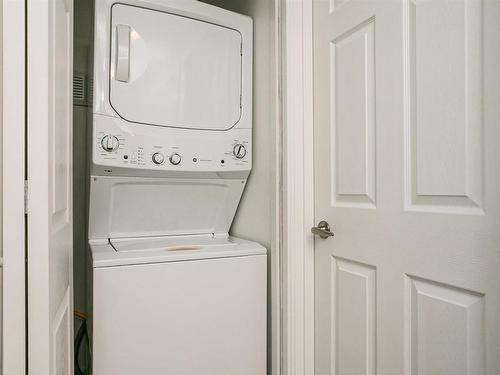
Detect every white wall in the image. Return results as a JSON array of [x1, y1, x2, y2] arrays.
[[199, 2, 278, 374], [199, 0, 277, 252], [73, 2, 94, 370], [73, 0, 93, 320]]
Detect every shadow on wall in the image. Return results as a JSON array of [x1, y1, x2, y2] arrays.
[[73, 0, 95, 372], [199, 0, 277, 251]]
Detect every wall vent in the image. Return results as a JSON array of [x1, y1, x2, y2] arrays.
[[88, 77, 94, 107], [73, 73, 87, 106]]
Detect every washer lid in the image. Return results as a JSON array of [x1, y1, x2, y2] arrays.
[[109, 3, 243, 130], [88, 176, 247, 240]]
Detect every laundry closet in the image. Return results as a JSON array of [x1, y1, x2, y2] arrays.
[[72, 0, 278, 374]]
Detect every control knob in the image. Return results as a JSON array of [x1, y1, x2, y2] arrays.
[[169, 153, 182, 165], [233, 144, 247, 159], [152, 152, 164, 165], [101, 135, 120, 152]]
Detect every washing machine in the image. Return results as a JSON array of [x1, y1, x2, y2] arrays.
[[88, 1, 265, 374], [89, 233, 266, 375]]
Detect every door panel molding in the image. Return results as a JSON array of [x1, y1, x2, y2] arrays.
[[331, 257, 377, 375], [404, 275, 485, 375], [330, 18, 376, 208], [403, 0, 484, 215], [52, 288, 71, 375]]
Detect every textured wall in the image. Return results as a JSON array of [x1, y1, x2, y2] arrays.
[[198, 2, 278, 374], [199, 0, 277, 252], [73, 0, 94, 316]]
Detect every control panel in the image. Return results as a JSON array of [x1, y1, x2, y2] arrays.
[[93, 114, 252, 173]]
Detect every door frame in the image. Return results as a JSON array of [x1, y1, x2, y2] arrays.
[[2, 0, 27, 373], [26, 0, 75, 371], [280, 0, 315, 374], [0, 0, 314, 373]]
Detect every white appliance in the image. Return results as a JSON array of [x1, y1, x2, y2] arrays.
[[88, 1, 265, 374], [92, 0, 253, 176]]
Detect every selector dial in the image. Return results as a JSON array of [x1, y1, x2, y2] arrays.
[[233, 144, 247, 159], [101, 135, 120, 152], [169, 153, 182, 165], [152, 152, 165, 165]]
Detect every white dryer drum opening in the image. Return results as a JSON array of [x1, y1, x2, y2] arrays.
[[109, 4, 243, 131]]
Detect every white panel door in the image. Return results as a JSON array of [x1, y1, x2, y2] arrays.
[[313, 0, 500, 374], [27, 0, 74, 372]]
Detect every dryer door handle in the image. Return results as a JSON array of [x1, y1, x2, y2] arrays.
[[115, 24, 131, 82]]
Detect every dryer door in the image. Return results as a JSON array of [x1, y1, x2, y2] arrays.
[[109, 4, 243, 130]]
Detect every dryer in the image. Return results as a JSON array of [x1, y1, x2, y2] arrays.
[[92, 0, 253, 176], [88, 1, 265, 374]]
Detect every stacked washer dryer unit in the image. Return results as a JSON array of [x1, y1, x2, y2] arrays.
[[88, 1, 266, 374]]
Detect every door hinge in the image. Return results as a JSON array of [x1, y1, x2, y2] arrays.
[[24, 180, 28, 214]]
